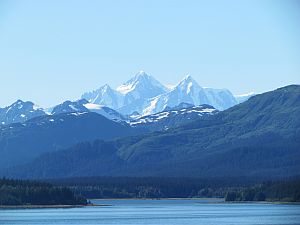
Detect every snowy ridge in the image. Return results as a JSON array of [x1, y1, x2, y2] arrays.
[[0, 100, 46, 125], [129, 103, 218, 129], [82, 84, 124, 109], [48, 99, 125, 122], [142, 75, 235, 115], [84, 103, 126, 122], [0, 99, 127, 126], [0, 99, 217, 133], [51, 99, 89, 115]]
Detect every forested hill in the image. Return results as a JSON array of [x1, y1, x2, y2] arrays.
[[0, 112, 144, 170], [0, 178, 87, 206], [6, 85, 300, 179]]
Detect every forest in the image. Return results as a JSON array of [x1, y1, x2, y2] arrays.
[[225, 179, 300, 202], [1, 177, 299, 204], [0, 178, 87, 206], [48, 176, 300, 202]]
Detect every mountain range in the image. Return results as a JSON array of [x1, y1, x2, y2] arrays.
[[0, 71, 251, 126], [129, 103, 218, 131], [81, 71, 246, 115], [0, 102, 217, 170], [4, 85, 300, 179], [1, 71, 298, 180]]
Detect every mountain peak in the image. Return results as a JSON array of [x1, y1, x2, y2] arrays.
[[100, 84, 112, 92], [1, 100, 46, 125], [117, 71, 167, 95], [51, 99, 89, 115], [11, 100, 35, 109], [128, 70, 155, 83], [176, 74, 201, 92], [102, 83, 110, 88], [180, 74, 196, 83], [132, 70, 151, 82], [15, 99, 25, 104], [136, 70, 146, 76]]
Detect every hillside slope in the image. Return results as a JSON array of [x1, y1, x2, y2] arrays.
[[0, 112, 142, 170]]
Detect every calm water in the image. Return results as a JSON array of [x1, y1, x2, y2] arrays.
[[1, 199, 300, 225]]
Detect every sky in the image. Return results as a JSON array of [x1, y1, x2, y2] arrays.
[[0, 0, 299, 107]]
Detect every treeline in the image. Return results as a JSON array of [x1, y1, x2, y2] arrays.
[[48, 176, 259, 199], [2, 177, 299, 203], [47, 177, 300, 202], [225, 179, 300, 202], [0, 178, 87, 206]]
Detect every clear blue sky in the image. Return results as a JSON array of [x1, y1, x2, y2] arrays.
[[0, 0, 299, 107]]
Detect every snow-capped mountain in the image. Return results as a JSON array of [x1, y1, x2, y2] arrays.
[[0, 100, 46, 125], [117, 70, 167, 100], [0, 71, 246, 126], [142, 75, 236, 115], [0, 99, 128, 125], [130, 103, 218, 131], [117, 71, 168, 114], [82, 84, 124, 109], [81, 71, 238, 116], [51, 99, 127, 122], [203, 87, 237, 110], [51, 99, 89, 115], [234, 92, 256, 103], [81, 71, 168, 115], [50, 99, 219, 130]]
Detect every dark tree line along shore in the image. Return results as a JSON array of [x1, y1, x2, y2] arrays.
[[50, 177, 300, 202], [0, 178, 87, 206], [225, 180, 300, 202], [1, 177, 299, 205]]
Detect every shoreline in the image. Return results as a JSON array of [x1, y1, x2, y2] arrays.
[[0, 203, 108, 209], [90, 198, 300, 205], [90, 197, 224, 200], [1, 198, 299, 209]]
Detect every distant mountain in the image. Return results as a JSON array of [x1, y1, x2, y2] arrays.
[[116, 71, 168, 114], [81, 71, 168, 115], [234, 92, 256, 103], [51, 99, 89, 115], [143, 75, 237, 114], [203, 87, 238, 110], [81, 72, 238, 115], [51, 99, 126, 122], [0, 112, 142, 170], [130, 103, 218, 131], [0, 100, 46, 125], [8, 85, 300, 179], [0, 72, 252, 125], [117, 71, 168, 99], [0, 101, 217, 173], [56, 99, 219, 128], [82, 84, 124, 109], [0, 98, 130, 125], [84, 103, 126, 122]]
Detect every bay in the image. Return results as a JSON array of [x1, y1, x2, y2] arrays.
[[1, 199, 300, 225]]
